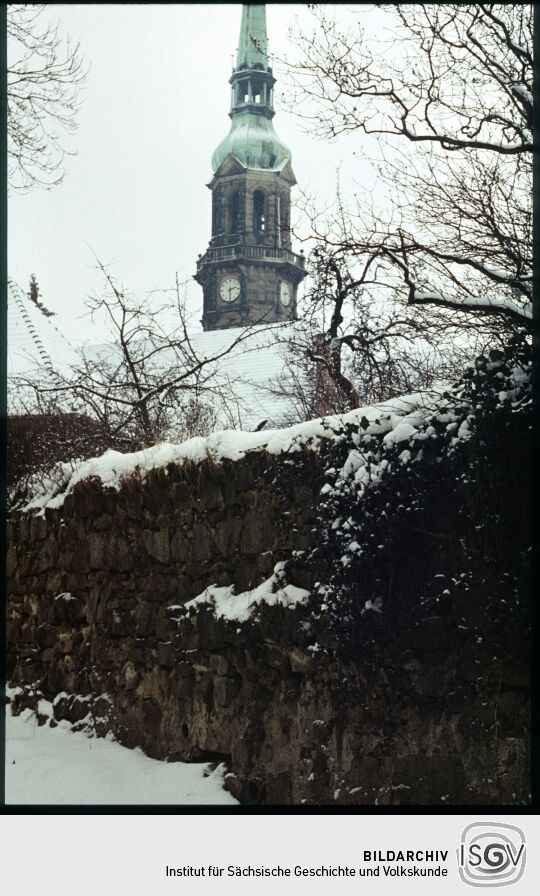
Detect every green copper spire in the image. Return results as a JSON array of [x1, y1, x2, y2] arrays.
[[237, 4, 268, 69], [211, 4, 292, 173]]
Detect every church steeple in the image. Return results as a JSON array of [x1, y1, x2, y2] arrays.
[[228, 3, 274, 123], [195, 4, 306, 332], [212, 4, 291, 172], [237, 3, 268, 69]]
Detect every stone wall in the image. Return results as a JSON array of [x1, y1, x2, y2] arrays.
[[6, 448, 530, 805]]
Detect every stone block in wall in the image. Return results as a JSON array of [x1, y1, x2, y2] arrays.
[[52, 592, 86, 625], [6, 545, 17, 578], [240, 508, 277, 555], [115, 536, 136, 573], [33, 537, 58, 574], [196, 469, 225, 511], [123, 661, 139, 691], [146, 573, 180, 602], [35, 623, 59, 650], [221, 475, 237, 506], [29, 514, 48, 541], [235, 463, 254, 492], [143, 487, 173, 517], [170, 528, 189, 562], [157, 641, 176, 667], [57, 517, 82, 545], [7, 577, 26, 597], [134, 603, 157, 637], [233, 557, 261, 592], [141, 697, 163, 731], [155, 605, 177, 640], [256, 551, 274, 578], [191, 523, 214, 562], [238, 489, 258, 512], [61, 493, 75, 517], [207, 654, 235, 676], [175, 574, 194, 603], [214, 517, 242, 556], [122, 491, 144, 520], [87, 532, 108, 570], [142, 529, 170, 565], [6, 617, 22, 645], [215, 570, 233, 588], [71, 485, 106, 519], [288, 526, 314, 553], [56, 631, 82, 656], [170, 479, 193, 509], [214, 675, 242, 707], [60, 540, 89, 573], [14, 551, 34, 577], [17, 515, 31, 541], [53, 693, 92, 725]]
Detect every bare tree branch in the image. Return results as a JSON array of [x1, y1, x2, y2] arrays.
[[7, 4, 88, 191]]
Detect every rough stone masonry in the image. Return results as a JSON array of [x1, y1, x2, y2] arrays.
[[6, 448, 529, 805]]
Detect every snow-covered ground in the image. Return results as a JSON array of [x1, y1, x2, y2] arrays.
[[5, 706, 238, 806]]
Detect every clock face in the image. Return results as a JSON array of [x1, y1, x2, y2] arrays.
[[220, 276, 241, 303], [280, 281, 292, 307]]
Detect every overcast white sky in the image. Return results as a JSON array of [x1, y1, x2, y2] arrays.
[[8, 4, 385, 343]]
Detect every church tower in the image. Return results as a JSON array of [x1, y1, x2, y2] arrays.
[[195, 4, 306, 331]]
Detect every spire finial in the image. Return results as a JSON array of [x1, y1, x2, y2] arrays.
[[237, 4, 268, 69]]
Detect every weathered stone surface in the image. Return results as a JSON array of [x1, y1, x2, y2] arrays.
[[196, 469, 224, 511], [214, 518, 242, 556], [6, 449, 530, 807], [170, 529, 189, 562], [190, 523, 214, 562], [142, 529, 170, 564]]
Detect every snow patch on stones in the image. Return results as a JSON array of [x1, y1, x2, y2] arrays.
[[180, 562, 310, 623]]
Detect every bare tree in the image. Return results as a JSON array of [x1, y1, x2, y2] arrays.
[[7, 4, 87, 191], [286, 4, 532, 329], [266, 234, 473, 421], [15, 263, 269, 450]]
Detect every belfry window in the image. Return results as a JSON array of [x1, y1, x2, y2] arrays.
[[253, 190, 265, 233], [212, 188, 223, 236], [280, 193, 289, 233], [231, 191, 242, 234], [252, 77, 264, 104], [237, 78, 250, 104]]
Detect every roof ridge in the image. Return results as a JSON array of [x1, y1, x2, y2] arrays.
[[8, 280, 54, 371]]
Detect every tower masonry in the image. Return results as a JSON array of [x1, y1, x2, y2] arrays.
[[195, 4, 306, 331]]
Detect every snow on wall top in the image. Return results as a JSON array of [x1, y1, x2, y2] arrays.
[[21, 390, 439, 514]]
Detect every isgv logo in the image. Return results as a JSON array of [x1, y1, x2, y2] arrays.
[[458, 823, 526, 887]]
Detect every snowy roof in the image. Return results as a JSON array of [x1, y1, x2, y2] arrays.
[[8, 281, 79, 378], [176, 322, 304, 428], [84, 321, 308, 431], [7, 279, 306, 429]]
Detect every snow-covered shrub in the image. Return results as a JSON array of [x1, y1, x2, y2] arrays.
[[304, 332, 531, 659]]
